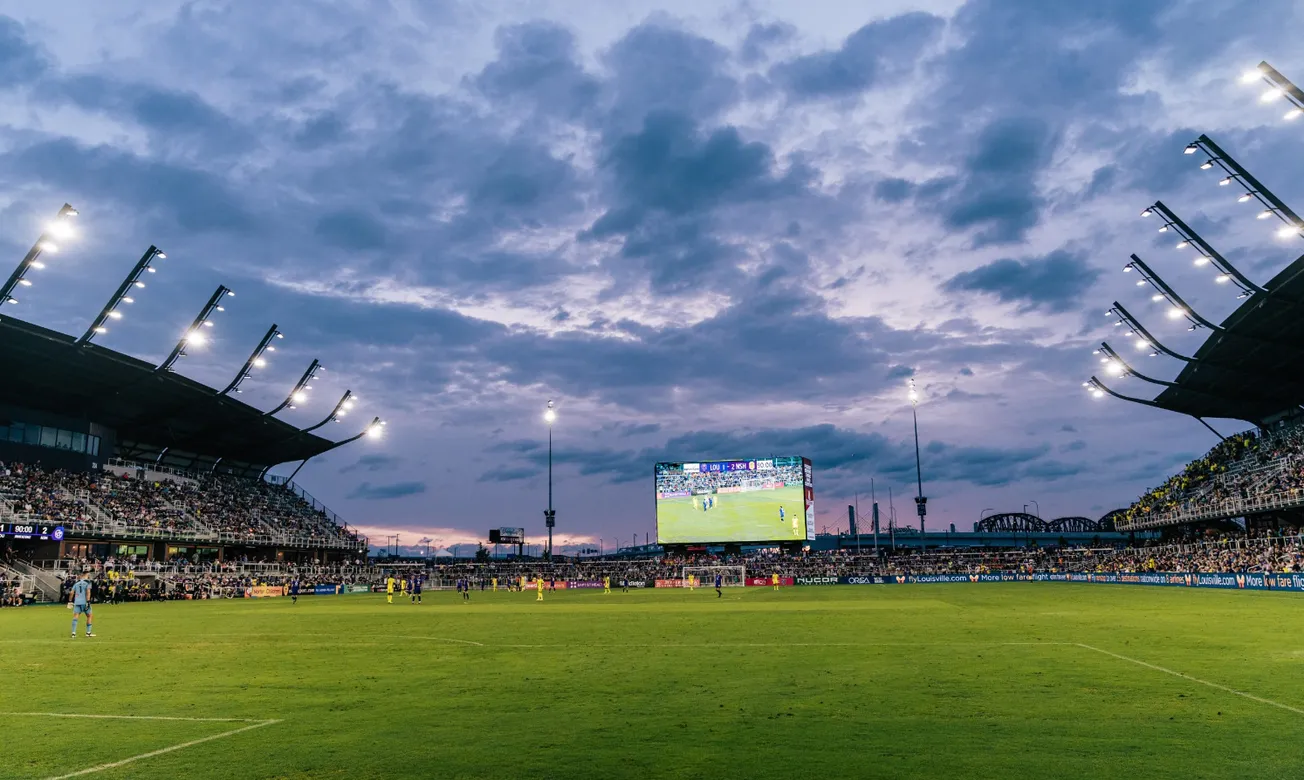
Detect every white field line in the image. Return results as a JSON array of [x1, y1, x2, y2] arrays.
[[43, 718, 281, 779], [1074, 643, 1304, 716]]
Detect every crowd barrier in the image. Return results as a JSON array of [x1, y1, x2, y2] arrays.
[[782, 572, 1304, 591]]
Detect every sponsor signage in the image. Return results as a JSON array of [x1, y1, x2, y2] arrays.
[[745, 577, 795, 587], [794, 577, 839, 585], [314, 584, 341, 595], [655, 579, 683, 588], [246, 585, 285, 598], [348, 584, 372, 593], [567, 581, 603, 589]]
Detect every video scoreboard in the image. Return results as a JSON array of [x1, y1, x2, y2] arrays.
[[0, 522, 65, 541]]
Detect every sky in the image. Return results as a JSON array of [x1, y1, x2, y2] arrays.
[[1, 0, 1302, 555]]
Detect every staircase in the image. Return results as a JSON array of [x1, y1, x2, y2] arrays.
[[6, 560, 63, 602]]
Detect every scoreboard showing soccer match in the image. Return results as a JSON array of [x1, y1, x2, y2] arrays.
[[655, 457, 813, 544]]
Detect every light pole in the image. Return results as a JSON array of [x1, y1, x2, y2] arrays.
[[544, 400, 557, 559], [0, 203, 78, 312], [908, 378, 927, 550]]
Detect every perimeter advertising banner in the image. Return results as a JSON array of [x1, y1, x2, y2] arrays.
[[745, 576, 795, 587]]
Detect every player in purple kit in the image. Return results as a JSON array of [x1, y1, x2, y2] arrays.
[[411, 574, 422, 604]]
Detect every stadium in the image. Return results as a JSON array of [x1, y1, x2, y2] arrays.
[[5, 29, 1304, 780]]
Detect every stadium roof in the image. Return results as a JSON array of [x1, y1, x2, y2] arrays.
[[0, 315, 338, 476], [1106, 251, 1304, 425]]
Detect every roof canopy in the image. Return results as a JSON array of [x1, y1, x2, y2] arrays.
[[1, 316, 337, 477], [1145, 254, 1304, 423]]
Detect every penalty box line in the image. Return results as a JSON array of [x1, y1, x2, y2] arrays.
[[0, 712, 282, 780], [1072, 643, 1304, 717]]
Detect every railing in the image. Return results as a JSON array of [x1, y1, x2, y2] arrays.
[[1117, 489, 1304, 531]]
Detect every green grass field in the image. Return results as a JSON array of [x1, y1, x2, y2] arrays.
[[3, 584, 1304, 779], [657, 485, 804, 543]]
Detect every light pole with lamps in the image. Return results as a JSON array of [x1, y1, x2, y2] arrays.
[[544, 400, 557, 559], [908, 378, 927, 550]]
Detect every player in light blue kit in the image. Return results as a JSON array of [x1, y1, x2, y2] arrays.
[[69, 573, 95, 638]]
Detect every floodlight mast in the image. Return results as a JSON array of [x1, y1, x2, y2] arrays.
[[266, 359, 322, 416], [1250, 61, 1304, 120], [1124, 254, 1221, 332], [1189, 134, 1304, 237], [301, 390, 354, 434], [220, 324, 283, 395], [285, 416, 384, 482], [1096, 342, 1177, 389], [0, 203, 78, 312], [1108, 302, 1192, 361], [78, 245, 166, 344], [1143, 201, 1265, 296], [158, 285, 234, 372]]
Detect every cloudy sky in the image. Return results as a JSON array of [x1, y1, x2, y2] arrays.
[[2, 0, 1301, 553]]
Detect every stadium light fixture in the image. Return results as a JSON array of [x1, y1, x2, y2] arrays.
[[544, 399, 558, 558], [266, 359, 322, 415], [907, 378, 927, 544], [79, 246, 167, 345], [1240, 61, 1304, 119], [1123, 254, 1219, 332], [300, 390, 355, 434], [1186, 134, 1304, 240], [220, 324, 283, 395], [0, 203, 79, 314], [1143, 201, 1265, 296], [157, 285, 232, 372]]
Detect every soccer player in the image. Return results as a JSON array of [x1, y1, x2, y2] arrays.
[[536, 577, 544, 602], [386, 575, 395, 604], [715, 572, 723, 598], [548, 576, 556, 592], [412, 575, 422, 605], [492, 577, 498, 592], [772, 572, 780, 591], [778, 506, 785, 524], [461, 578, 470, 602], [400, 576, 409, 599], [603, 575, 611, 594], [69, 573, 94, 638], [621, 577, 629, 593], [290, 578, 300, 604], [687, 574, 695, 591]]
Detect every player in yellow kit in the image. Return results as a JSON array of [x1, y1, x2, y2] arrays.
[[603, 575, 611, 594], [536, 577, 544, 601], [492, 577, 498, 592], [772, 572, 780, 591], [386, 576, 395, 604]]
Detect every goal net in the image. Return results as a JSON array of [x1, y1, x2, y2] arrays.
[[681, 565, 746, 588]]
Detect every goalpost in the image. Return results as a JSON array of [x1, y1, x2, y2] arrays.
[[681, 565, 746, 588]]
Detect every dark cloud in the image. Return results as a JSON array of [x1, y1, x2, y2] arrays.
[[739, 22, 795, 65], [314, 209, 387, 251], [484, 423, 1085, 490], [959, 367, 974, 377], [470, 21, 600, 119], [0, 138, 257, 233], [339, 454, 404, 474], [920, 117, 1059, 247], [769, 13, 943, 100], [943, 249, 1099, 313], [0, 15, 48, 83], [604, 22, 738, 128], [347, 481, 427, 500], [583, 111, 811, 293]]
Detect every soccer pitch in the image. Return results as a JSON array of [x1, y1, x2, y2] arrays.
[[657, 484, 805, 543], [3, 585, 1304, 779]]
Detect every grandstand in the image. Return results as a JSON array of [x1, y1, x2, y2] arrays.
[[1085, 133, 1304, 535], [0, 217, 374, 582]]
